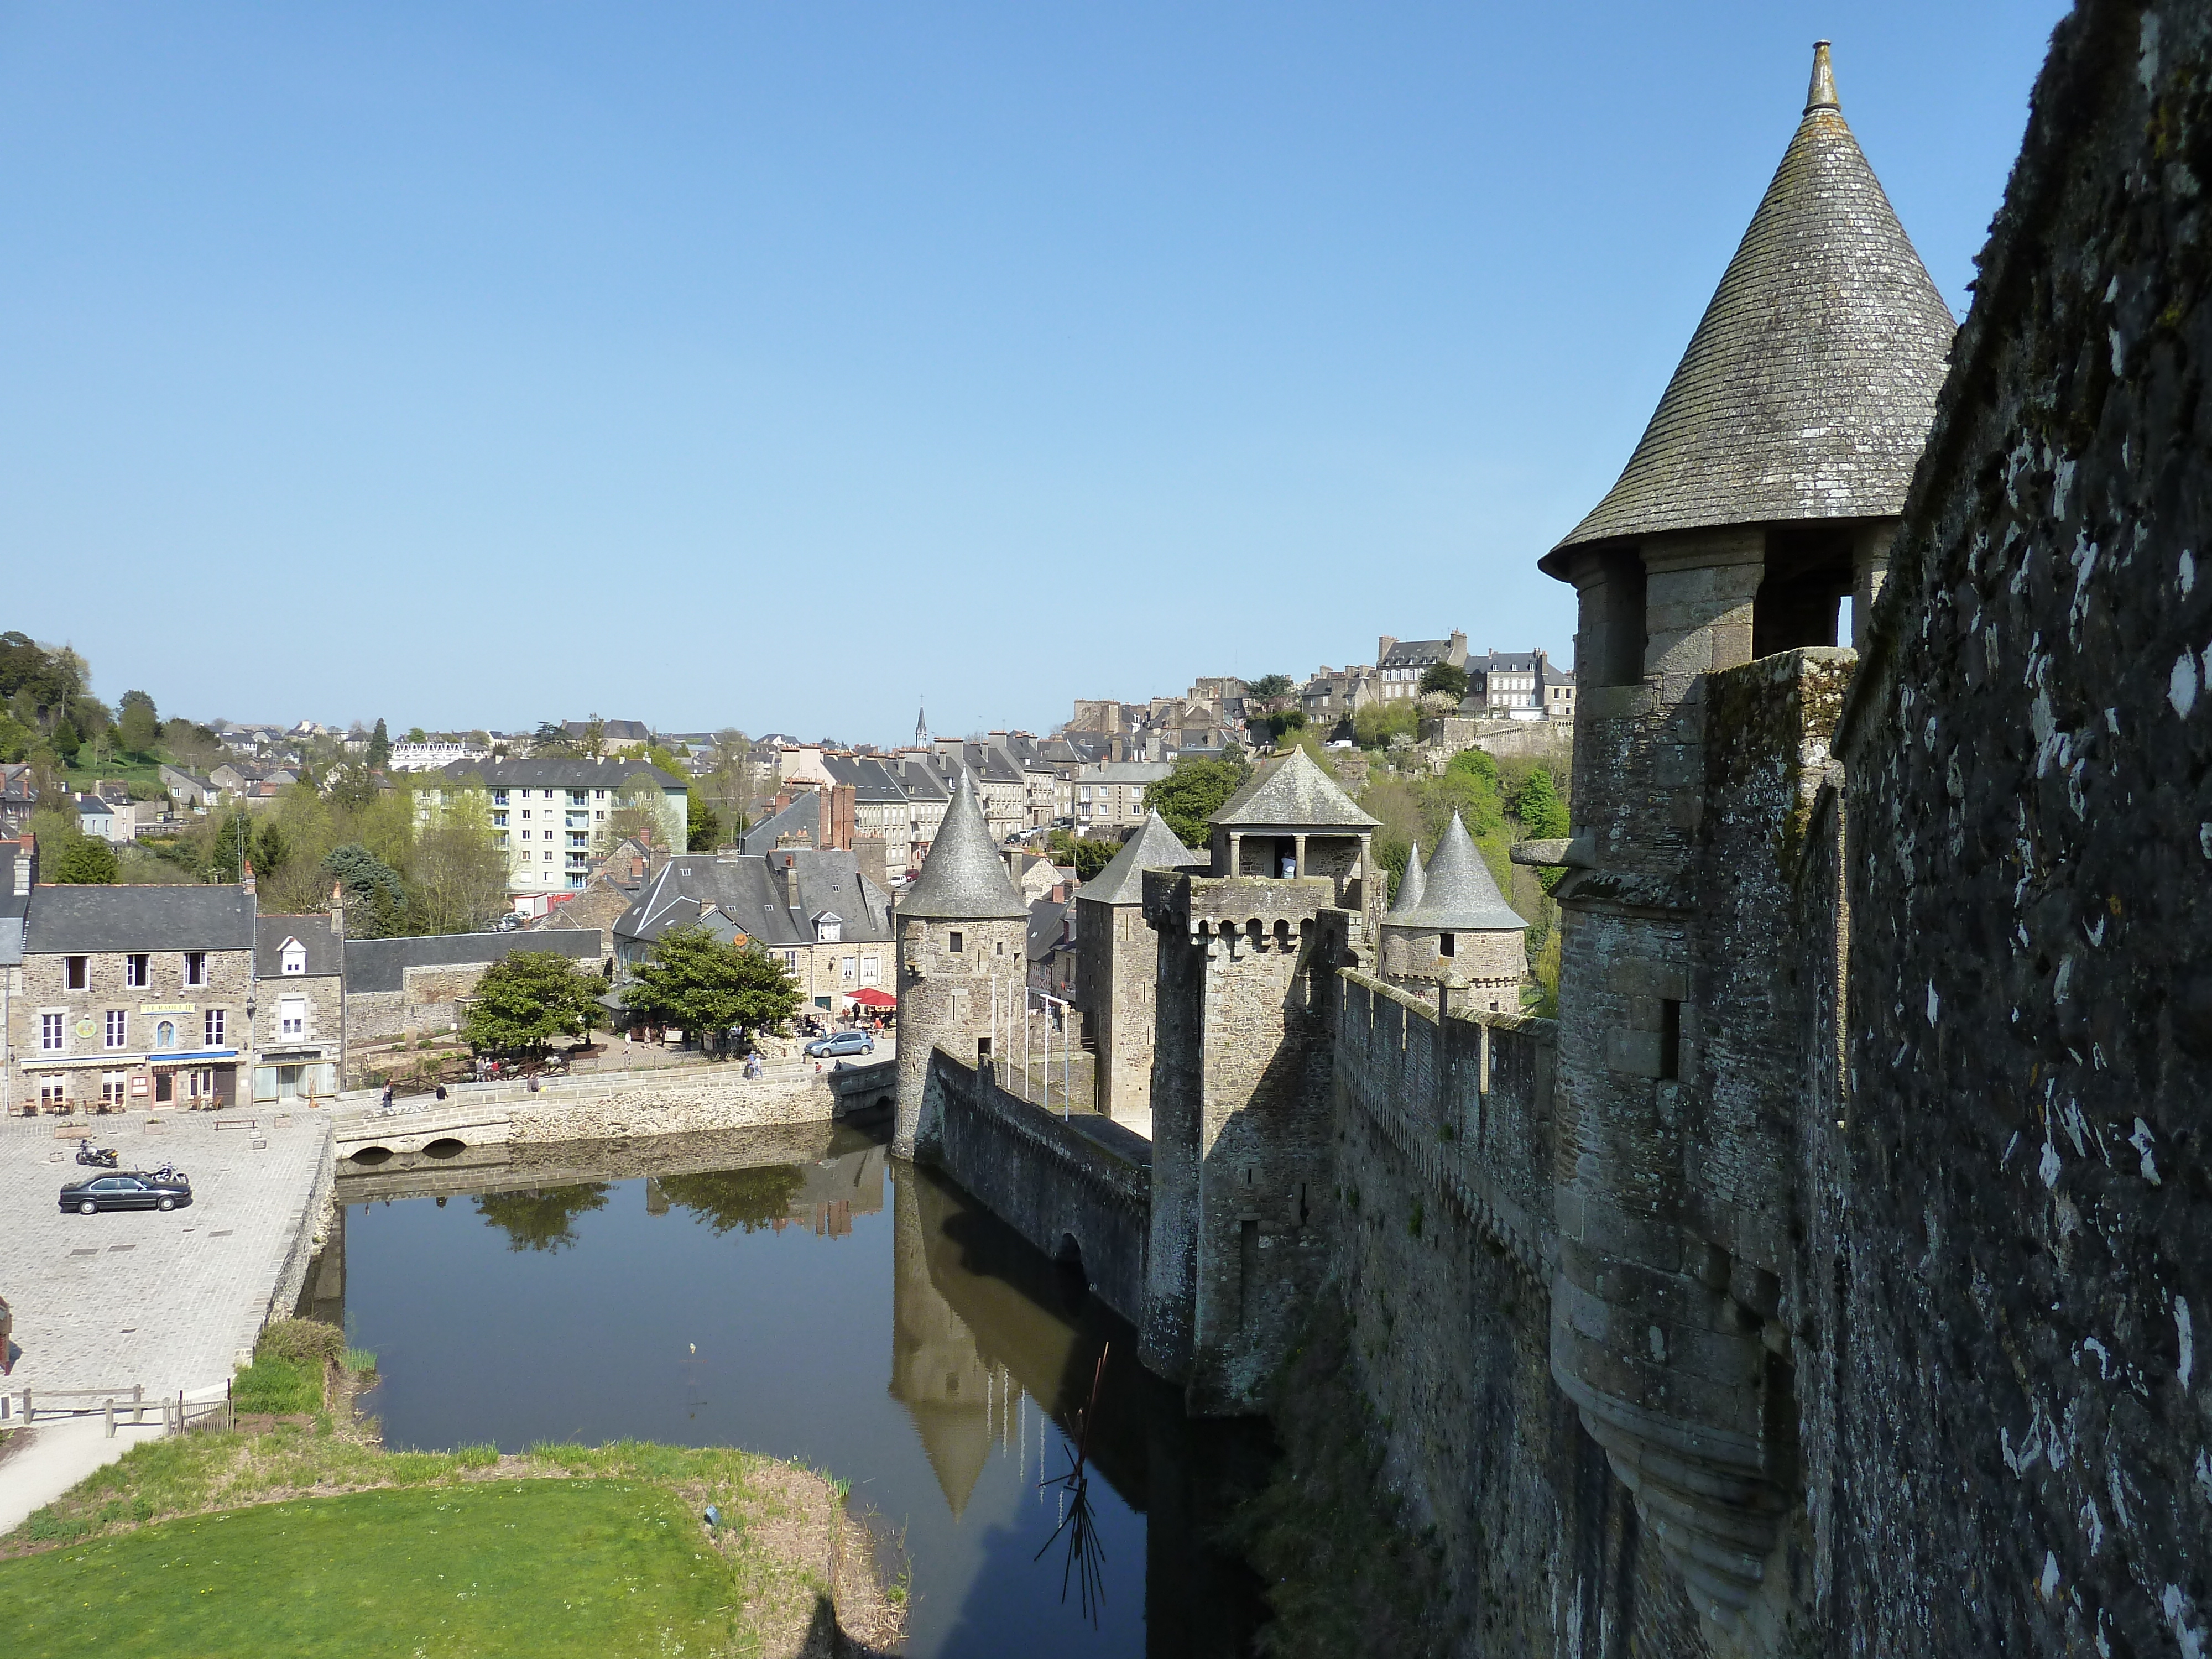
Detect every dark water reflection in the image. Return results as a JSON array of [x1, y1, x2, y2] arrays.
[[320, 1119, 1266, 1658]]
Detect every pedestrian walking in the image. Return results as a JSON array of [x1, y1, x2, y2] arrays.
[[380, 1082, 394, 1113]]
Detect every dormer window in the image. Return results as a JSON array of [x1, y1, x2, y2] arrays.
[[280, 937, 307, 975], [815, 912, 843, 945]]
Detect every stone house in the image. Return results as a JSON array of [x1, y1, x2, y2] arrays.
[[0, 764, 37, 835], [8, 884, 257, 1112], [613, 846, 895, 1018], [252, 904, 345, 1103], [157, 766, 215, 811], [1462, 647, 1573, 721], [1067, 759, 1170, 832], [1373, 630, 1468, 702]]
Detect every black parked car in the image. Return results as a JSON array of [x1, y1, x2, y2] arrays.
[[59, 1171, 192, 1215]]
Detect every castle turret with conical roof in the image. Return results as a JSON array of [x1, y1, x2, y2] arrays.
[[893, 773, 1030, 1156], [1380, 812, 1527, 1010], [1536, 42, 1952, 1631]]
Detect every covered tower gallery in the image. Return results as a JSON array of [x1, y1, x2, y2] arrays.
[[1537, 42, 1955, 1636]]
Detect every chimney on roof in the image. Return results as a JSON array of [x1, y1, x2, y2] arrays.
[[782, 851, 802, 915], [330, 879, 346, 938], [242, 859, 256, 898], [12, 833, 32, 896]]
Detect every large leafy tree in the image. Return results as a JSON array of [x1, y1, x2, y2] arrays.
[[1047, 828, 1121, 881], [462, 951, 606, 1057], [324, 842, 408, 936], [686, 791, 722, 851], [1515, 766, 1570, 840], [622, 926, 801, 1052], [48, 833, 119, 884], [117, 691, 159, 757], [1143, 755, 1248, 849], [365, 718, 391, 771], [1418, 661, 1469, 701]]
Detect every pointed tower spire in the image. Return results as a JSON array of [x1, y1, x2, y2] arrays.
[[1545, 38, 1954, 561], [1402, 812, 1526, 932], [1805, 40, 1840, 113], [1387, 842, 1426, 918], [899, 772, 1027, 920]]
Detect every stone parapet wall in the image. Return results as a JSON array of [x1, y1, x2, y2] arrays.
[[1333, 972, 1556, 1277], [504, 1067, 851, 1145]]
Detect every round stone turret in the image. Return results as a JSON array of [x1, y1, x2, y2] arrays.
[[1379, 812, 1527, 1010], [893, 773, 1029, 1157]]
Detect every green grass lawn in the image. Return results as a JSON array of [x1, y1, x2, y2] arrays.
[[0, 1478, 747, 1658]]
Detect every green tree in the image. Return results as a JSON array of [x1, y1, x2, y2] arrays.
[[474, 1184, 610, 1253], [117, 691, 159, 757], [1047, 827, 1121, 881], [324, 842, 408, 936], [407, 789, 510, 935], [1143, 755, 1247, 849], [254, 820, 290, 881], [49, 834, 120, 884], [1419, 661, 1470, 701], [366, 719, 391, 771], [622, 927, 801, 1052], [533, 720, 576, 755], [0, 710, 33, 762], [686, 791, 722, 851], [1515, 766, 1570, 840], [50, 719, 80, 762], [1246, 672, 1295, 702], [1352, 701, 1421, 749], [462, 951, 605, 1058]]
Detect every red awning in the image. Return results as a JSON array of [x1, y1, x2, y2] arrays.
[[846, 988, 897, 1008]]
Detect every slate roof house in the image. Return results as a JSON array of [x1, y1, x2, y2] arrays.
[[614, 846, 896, 1016], [7, 884, 258, 1112], [1374, 630, 1469, 701]]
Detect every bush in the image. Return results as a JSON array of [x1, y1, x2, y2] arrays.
[[257, 1318, 345, 1372]]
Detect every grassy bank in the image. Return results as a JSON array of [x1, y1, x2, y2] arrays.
[[0, 1323, 899, 1657]]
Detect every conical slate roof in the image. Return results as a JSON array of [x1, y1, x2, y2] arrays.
[[899, 774, 1027, 920], [1077, 811, 1207, 906], [1387, 842, 1426, 918], [1211, 745, 1379, 831], [1396, 812, 1526, 932], [1545, 43, 1955, 567]]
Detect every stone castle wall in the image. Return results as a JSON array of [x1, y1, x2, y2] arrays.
[[1329, 976, 1702, 1654], [1802, 5, 2212, 1649], [922, 1047, 1152, 1327]]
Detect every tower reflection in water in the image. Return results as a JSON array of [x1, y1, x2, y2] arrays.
[[890, 1164, 1267, 1657]]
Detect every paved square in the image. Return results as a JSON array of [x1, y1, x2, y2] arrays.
[[0, 1110, 330, 1404]]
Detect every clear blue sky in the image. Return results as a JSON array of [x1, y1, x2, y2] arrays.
[[1, 2, 2069, 745]]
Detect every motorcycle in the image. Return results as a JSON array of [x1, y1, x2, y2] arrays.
[[74, 1139, 119, 1169]]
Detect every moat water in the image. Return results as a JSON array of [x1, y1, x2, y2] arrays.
[[318, 1118, 1266, 1658]]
